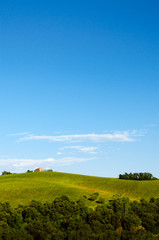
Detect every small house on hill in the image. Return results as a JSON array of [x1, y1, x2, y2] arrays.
[[34, 168, 44, 172]]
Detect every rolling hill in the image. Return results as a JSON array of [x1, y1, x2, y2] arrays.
[[0, 171, 159, 207]]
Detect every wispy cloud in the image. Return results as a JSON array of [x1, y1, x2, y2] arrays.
[[8, 132, 30, 136], [149, 124, 157, 128], [18, 132, 135, 143], [0, 157, 93, 168], [128, 130, 147, 137], [61, 146, 98, 154], [56, 152, 62, 155]]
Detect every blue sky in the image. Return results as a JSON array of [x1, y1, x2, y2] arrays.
[[0, 0, 159, 177]]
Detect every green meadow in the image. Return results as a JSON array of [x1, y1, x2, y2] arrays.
[[0, 171, 159, 207]]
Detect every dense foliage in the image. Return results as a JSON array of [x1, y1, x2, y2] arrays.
[[119, 172, 157, 180], [0, 196, 159, 239], [1, 171, 12, 175]]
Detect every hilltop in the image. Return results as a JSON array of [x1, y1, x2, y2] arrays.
[[0, 171, 159, 207]]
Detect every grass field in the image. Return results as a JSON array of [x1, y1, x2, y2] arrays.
[[0, 171, 159, 207]]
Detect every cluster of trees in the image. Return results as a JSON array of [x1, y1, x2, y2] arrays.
[[1, 169, 54, 175], [0, 195, 159, 239], [119, 172, 157, 180], [2, 171, 12, 175], [26, 169, 53, 173]]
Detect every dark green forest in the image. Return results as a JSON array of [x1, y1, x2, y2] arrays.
[[119, 172, 157, 180], [0, 195, 159, 239]]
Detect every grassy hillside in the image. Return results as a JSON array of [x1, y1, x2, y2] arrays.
[[0, 171, 159, 207]]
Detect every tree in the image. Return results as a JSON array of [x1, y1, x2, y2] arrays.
[[2, 171, 12, 175]]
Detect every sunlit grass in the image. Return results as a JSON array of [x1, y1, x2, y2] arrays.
[[0, 171, 159, 207]]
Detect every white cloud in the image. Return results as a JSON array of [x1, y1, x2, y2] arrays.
[[8, 132, 30, 136], [18, 132, 134, 143], [150, 124, 157, 128], [54, 157, 93, 166], [0, 157, 93, 168], [56, 152, 62, 155], [61, 146, 98, 154], [129, 129, 148, 137]]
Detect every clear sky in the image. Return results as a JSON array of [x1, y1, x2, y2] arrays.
[[0, 0, 159, 177]]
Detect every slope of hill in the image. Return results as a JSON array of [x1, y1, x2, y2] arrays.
[[0, 171, 159, 206]]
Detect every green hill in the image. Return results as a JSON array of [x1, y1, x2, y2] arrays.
[[0, 171, 159, 207]]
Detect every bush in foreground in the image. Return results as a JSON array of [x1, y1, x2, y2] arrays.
[[0, 195, 159, 239]]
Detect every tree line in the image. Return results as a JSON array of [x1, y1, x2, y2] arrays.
[[1, 169, 53, 175], [119, 172, 157, 180], [0, 195, 159, 239]]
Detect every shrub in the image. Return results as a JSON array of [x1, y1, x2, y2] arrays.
[[119, 172, 156, 180], [2, 171, 12, 175], [88, 192, 99, 201], [96, 197, 105, 204]]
